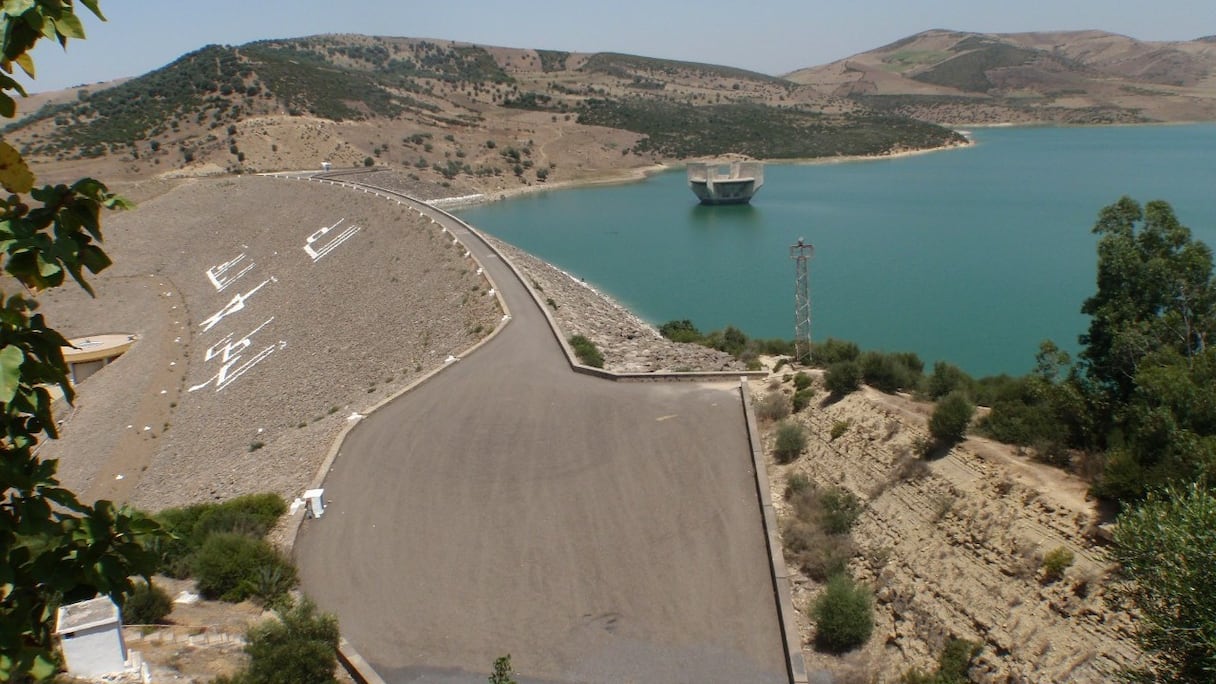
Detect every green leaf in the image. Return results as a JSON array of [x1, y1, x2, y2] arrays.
[[0, 92, 14, 118], [2, 0, 35, 17], [78, 0, 105, 21], [0, 343, 22, 403], [51, 12, 85, 40]]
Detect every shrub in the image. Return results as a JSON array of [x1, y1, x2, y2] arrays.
[[903, 638, 982, 683], [1041, 546, 1074, 582], [781, 516, 854, 581], [773, 421, 807, 464], [812, 574, 874, 652], [785, 472, 812, 499], [792, 388, 815, 413], [153, 493, 287, 575], [927, 361, 972, 400], [754, 392, 789, 422], [793, 372, 813, 390], [191, 533, 297, 603], [812, 338, 860, 366], [228, 598, 340, 684], [818, 486, 863, 535], [824, 361, 861, 396], [829, 420, 850, 441], [568, 335, 604, 368], [363, 156, 374, 167], [860, 351, 922, 393], [929, 391, 975, 444], [123, 581, 172, 624], [489, 654, 517, 684]]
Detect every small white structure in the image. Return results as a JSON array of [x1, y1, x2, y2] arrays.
[[303, 488, 326, 518], [54, 596, 127, 678], [321, 161, 332, 172]]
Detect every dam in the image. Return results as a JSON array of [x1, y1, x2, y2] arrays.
[[687, 161, 764, 204]]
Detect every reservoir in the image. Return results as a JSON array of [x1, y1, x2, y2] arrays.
[[457, 125, 1216, 377]]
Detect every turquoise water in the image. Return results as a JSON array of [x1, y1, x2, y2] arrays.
[[457, 125, 1216, 377]]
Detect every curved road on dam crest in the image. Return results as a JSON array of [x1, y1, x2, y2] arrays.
[[294, 182, 788, 683]]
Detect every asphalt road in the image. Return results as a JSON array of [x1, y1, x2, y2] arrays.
[[295, 190, 787, 683]]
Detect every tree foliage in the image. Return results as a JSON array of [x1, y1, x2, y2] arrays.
[[219, 599, 340, 684], [928, 391, 974, 445], [0, 3, 164, 679], [1112, 485, 1216, 682]]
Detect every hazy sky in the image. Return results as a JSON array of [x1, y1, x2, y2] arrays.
[[17, 0, 1216, 93]]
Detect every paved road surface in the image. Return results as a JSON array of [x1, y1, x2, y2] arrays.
[[295, 190, 787, 683]]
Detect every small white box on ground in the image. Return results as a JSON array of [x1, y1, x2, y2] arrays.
[[304, 488, 325, 518], [55, 595, 127, 678]]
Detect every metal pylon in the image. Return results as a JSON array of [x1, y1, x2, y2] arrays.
[[790, 238, 814, 364]]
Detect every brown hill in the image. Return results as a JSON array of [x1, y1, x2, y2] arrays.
[[786, 29, 1216, 124], [2, 34, 962, 194]]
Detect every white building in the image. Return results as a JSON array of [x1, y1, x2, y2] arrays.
[[54, 595, 128, 678]]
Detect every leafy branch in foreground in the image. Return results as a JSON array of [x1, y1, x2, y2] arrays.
[[0, 2, 165, 680]]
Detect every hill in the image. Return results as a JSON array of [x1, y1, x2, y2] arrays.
[[2, 34, 965, 192], [786, 29, 1216, 124]]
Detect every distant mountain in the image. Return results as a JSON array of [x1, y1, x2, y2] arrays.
[[785, 29, 1216, 124], [2, 34, 962, 189]]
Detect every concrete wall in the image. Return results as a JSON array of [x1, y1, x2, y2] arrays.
[[61, 623, 127, 678]]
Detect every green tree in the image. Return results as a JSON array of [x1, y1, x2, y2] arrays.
[[929, 391, 974, 445], [1081, 198, 1216, 403], [1112, 485, 1216, 682], [1074, 198, 1216, 501], [0, 3, 165, 679]]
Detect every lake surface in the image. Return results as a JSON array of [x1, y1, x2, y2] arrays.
[[456, 125, 1216, 377]]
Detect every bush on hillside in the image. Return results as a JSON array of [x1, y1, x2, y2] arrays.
[[793, 372, 813, 391], [792, 388, 815, 413], [860, 350, 923, 393], [754, 392, 790, 422], [773, 421, 807, 464], [818, 486, 863, 535], [153, 493, 287, 576], [658, 319, 703, 343], [902, 638, 982, 684], [824, 361, 862, 396], [929, 391, 975, 445], [812, 338, 860, 366], [216, 598, 340, 684], [927, 361, 973, 400], [123, 581, 173, 624], [568, 335, 604, 368], [191, 533, 297, 603], [812, 574, 874, 653]]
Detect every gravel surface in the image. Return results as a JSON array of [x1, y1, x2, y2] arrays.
[[40, 176, 498, 512], [484, 235, 747, 374]]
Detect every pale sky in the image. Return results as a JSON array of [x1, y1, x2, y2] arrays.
[[17, 0, 1216, 93]]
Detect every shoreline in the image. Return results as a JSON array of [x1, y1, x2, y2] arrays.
[[446, 138, 975, 208]]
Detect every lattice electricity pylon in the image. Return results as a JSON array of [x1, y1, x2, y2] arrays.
[[790, 238, 814, 365]]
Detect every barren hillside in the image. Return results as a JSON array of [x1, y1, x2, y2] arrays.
[[786, 29, 1216, 124]]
